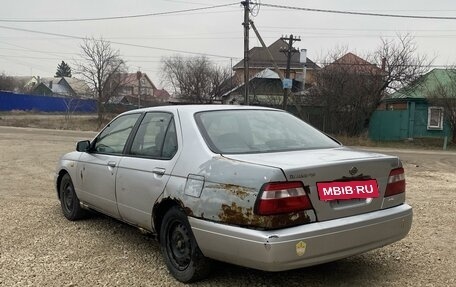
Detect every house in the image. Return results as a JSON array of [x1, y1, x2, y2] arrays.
[[31, 77, 92, 98], [223, 38, 319, 105], [324, 52, 384, 75], [232, 38, 319, 84], [108, 72, 169, 107], [221, 68, 283, 106], [369, 69, 453, 141]]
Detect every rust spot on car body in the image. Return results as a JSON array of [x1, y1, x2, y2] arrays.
[[219, 202, 311, 230], [205, 183, 251, 200], [183, 206, 194, 216]]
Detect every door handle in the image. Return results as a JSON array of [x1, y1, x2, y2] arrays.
[[107, 161, 117, 168], [152, 168, 166, 176]]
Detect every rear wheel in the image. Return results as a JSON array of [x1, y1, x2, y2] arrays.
[[59, 173, 84, 221], [159, 206, 211, 283]]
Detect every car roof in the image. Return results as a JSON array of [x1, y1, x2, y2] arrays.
[[121, 104, 280, 116]]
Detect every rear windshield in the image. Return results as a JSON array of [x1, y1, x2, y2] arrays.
[[195, 109, 340, 154]]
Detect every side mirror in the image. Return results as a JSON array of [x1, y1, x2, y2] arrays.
[[76, 140, 91, 152]]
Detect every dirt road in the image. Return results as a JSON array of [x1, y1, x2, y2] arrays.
[[0, 126, 455, 286]]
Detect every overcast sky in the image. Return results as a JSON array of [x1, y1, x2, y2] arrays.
[[1, 0, 456, 88]]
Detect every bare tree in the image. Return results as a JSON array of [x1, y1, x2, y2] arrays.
[[76, 37, 127, 125], [62, 97, 81, 129], [309, 48, 382, 135], [309, 35, 430, 136], [0, 73, 19, 92], [161, 55, 233, 103], [376, 34, 430, 94]]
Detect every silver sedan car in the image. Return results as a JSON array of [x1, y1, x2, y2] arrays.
[[55, 105, 412, 282]]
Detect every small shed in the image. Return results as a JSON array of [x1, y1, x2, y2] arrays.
[[369, 69, 453, 141]]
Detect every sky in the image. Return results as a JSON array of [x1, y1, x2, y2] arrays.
[[1, 0, 456, 89]]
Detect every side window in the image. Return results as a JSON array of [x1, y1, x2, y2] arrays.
[[94, 113, 140, 155], [162, 118, 178, 159], [427, 107, 444, 130], [130, 112, 178, 159]]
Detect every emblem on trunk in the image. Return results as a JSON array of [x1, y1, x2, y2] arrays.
[[349, 166, 358, 175], [296, 241, 307, 256]]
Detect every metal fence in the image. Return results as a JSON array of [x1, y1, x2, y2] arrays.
[[0, 91, 96, 112]]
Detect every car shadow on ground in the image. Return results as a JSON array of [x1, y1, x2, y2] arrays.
[[52, 204, 400, 286], [209, 255, 395, 286]]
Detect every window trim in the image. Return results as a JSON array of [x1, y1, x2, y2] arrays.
[[427, 106, 444, 130]]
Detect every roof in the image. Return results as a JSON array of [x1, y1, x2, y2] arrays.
[[122, 104, 278, 115], [35, 78, 67, 95], [387, 69, 456, 100], [154, 88, 171, 98], [325, 52, 383, 75], [233, 38, 319, 70], [221, 68, 281, 97], [30, 76, 91, 97], [62, 77, 91, 95], [116, 73, 157, 89]]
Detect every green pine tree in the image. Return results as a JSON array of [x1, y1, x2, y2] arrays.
[[55, 61, 72, 77]]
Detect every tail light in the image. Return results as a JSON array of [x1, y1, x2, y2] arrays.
[[385, 167, 405, 197], [255, 181, 313, 215]]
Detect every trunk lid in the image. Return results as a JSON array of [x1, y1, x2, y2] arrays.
[[223, 147, 401, 221]]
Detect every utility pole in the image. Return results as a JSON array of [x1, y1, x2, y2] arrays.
[[250, 20, 284, 81], [280, 34, 300, 110], [242, 0, 250, 105], [136, 71, 142, 108]]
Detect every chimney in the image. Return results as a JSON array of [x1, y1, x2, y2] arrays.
[[49, 81, 53, 89], [381, 57, 386, 71]]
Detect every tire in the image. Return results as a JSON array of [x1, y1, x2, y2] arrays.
[[159, 206, 211, 283], [59, 173, 85, 221]]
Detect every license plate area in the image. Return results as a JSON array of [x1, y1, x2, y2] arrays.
[[317, 179, 379, 201], [329, 198, 368, 210]]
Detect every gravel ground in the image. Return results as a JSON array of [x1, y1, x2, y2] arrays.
[[0, 126, 455, 287]]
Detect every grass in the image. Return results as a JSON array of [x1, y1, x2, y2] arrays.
[[336, 133, 455, 151], [0, 111, 115, 131]]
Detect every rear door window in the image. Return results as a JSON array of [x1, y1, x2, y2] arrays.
[[129, 112, 177, 159]]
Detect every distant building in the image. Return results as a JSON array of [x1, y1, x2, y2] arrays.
[[108, 72, 169, 107], [224, 38, 319, 105], [31, 77, 92, 98], [324, 52, 384, 76], [369, 69, 453, 141], [232, 38, 319, 84]]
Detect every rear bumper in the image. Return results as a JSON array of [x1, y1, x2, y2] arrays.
[[190, 203, 413, 271]]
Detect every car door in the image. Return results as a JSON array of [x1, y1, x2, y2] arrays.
[[76, 113, 141, 218], [115, 112, 179, 229]]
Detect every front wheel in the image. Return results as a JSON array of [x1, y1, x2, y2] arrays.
[[159, 206, 211, 283], [59, 173, 85, 221]]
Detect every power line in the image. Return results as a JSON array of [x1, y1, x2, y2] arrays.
[[313, 61, 456, 68], [0, 55, 51, 73], [261, 3, 456, 20], [0, 25, 239, 59], [261, 25, 456, 33], [0, 3, 239, 23]]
